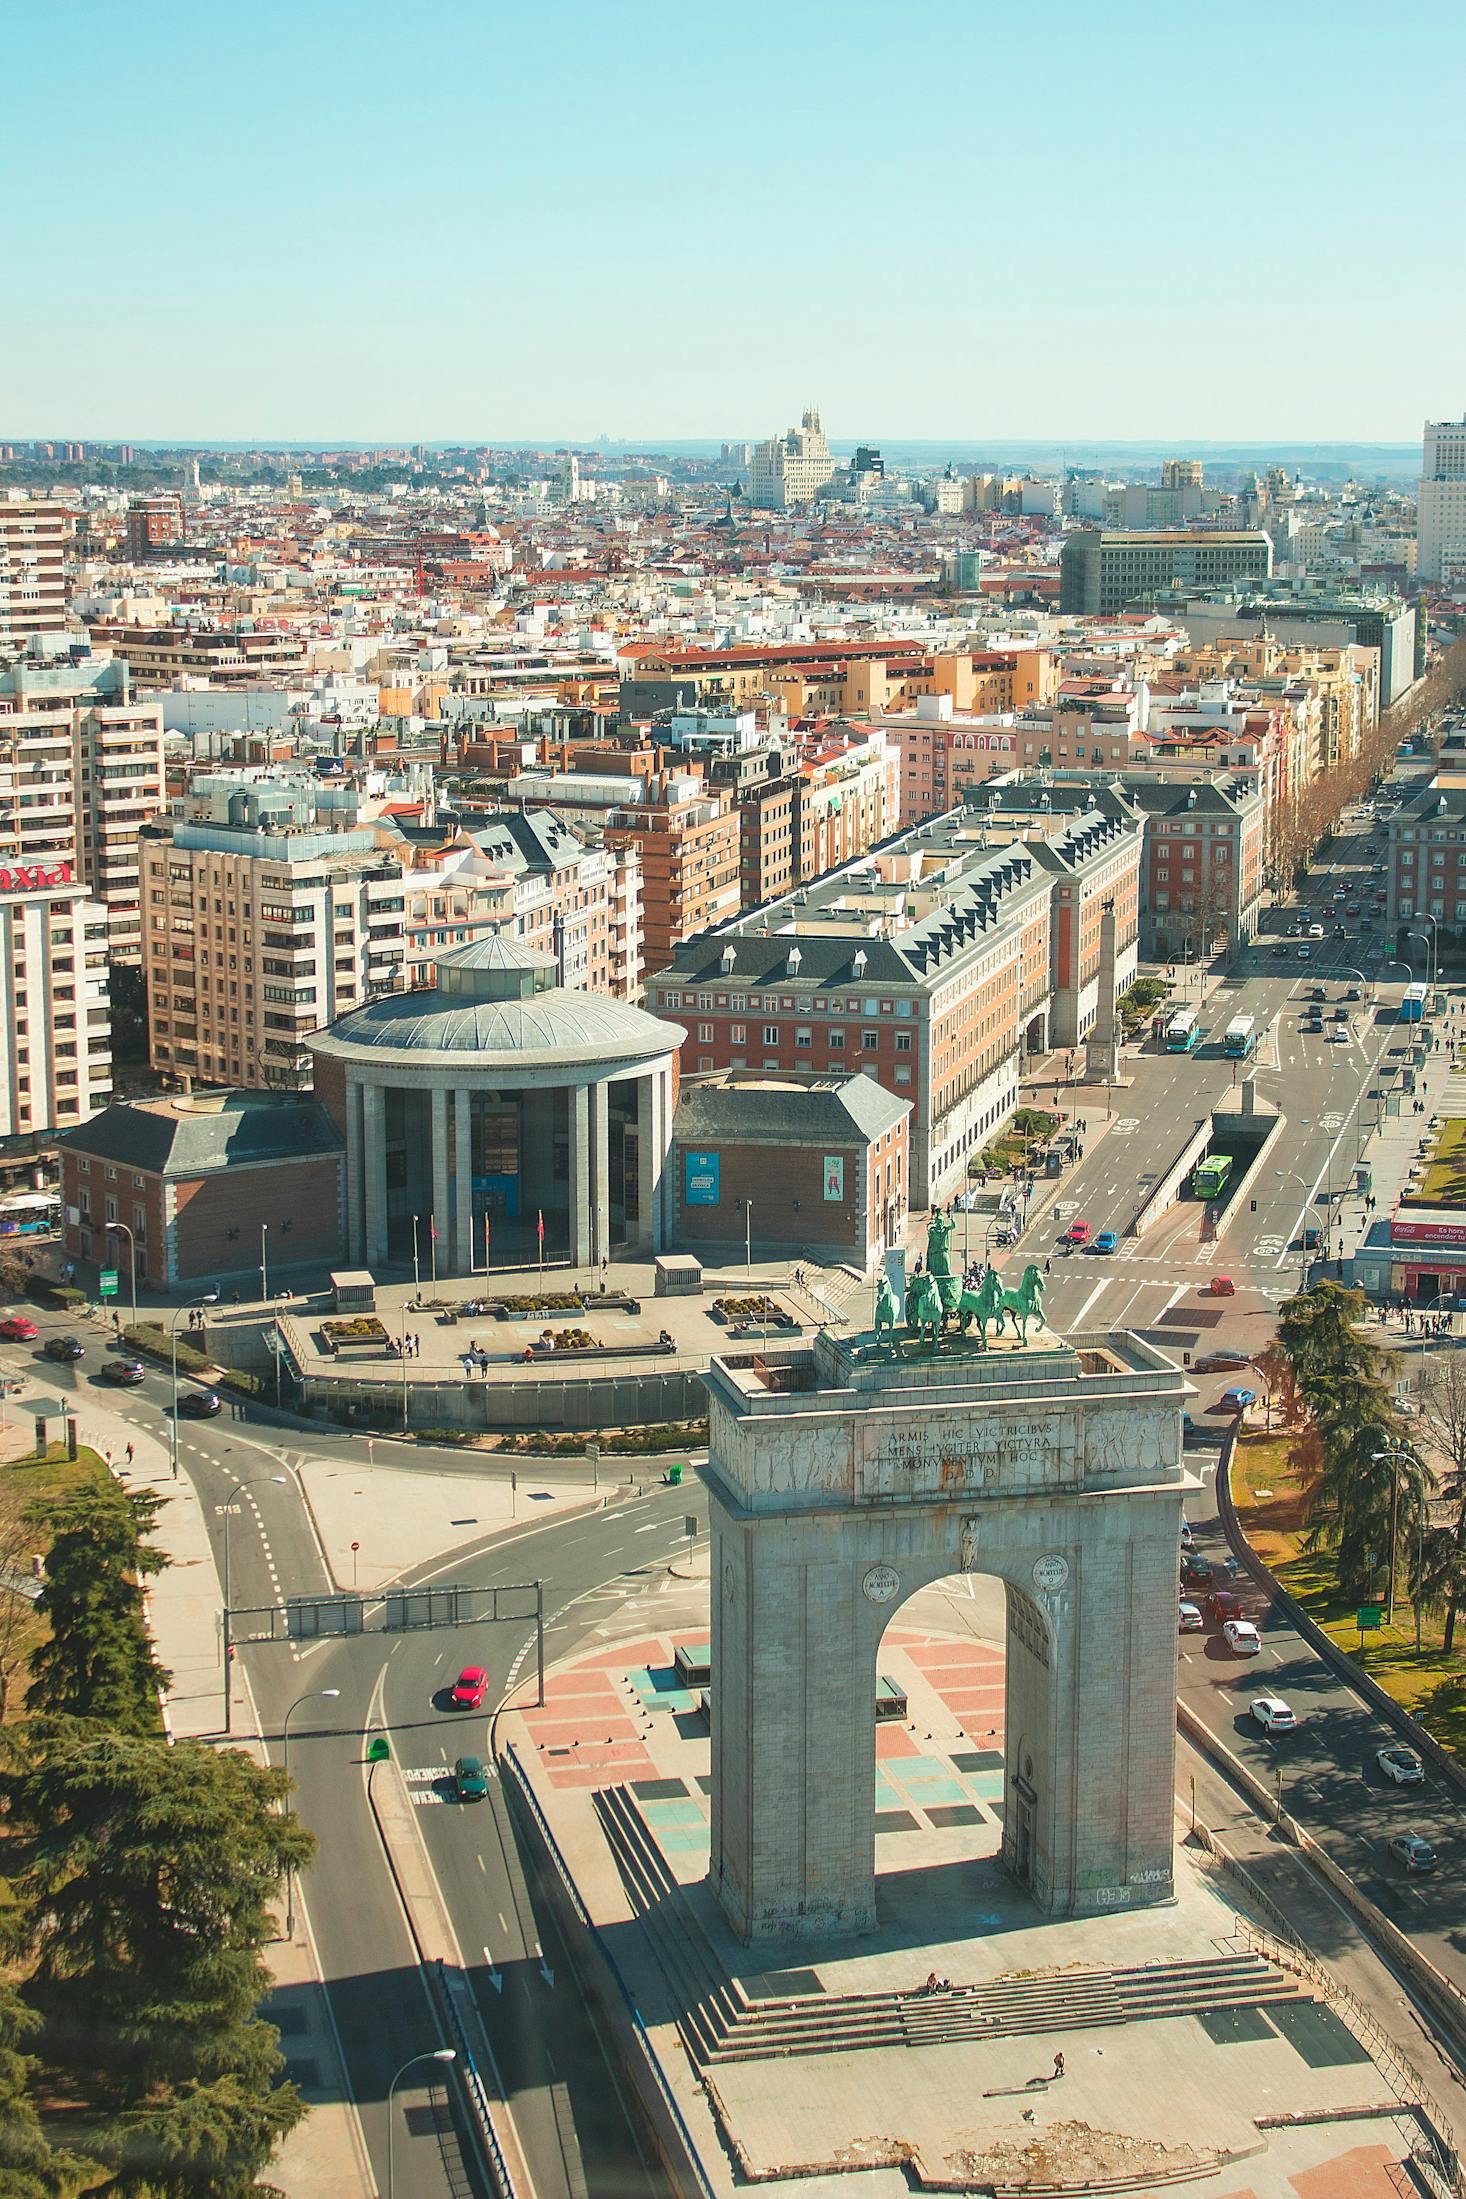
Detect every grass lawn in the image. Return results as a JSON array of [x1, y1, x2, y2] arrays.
[[1230, 1427, 1466, 1758], [1414, 1115, 1466, 1204], [0, 1440, 113, 1727]]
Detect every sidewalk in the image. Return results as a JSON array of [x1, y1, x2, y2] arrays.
[[56, 1385, 373, 2199]]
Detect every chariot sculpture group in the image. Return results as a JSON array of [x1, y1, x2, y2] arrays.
[[873, 1212, 1046, 1353]]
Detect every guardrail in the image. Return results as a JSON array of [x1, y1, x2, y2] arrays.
[[434, 1961, 521, 2199], [500, 1742, 718, 2199]]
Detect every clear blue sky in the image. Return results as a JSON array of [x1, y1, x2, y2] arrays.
[[7, 0, 1463, 444]]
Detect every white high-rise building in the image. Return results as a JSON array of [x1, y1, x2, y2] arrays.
[[746, 408, 835, 509], [1416, 416, 1466, 584]]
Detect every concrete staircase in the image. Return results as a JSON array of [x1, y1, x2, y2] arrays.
[[595, 1784, 1305, 2069]]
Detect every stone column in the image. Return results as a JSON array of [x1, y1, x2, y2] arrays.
[[430, 1086, 451, 1270], [590, 1081, 610, 1268], [345, 1078, 366, 1264], [454, 1086, 474, 1275], [363, 1083, 388, 1268], [642, 1067, 668, 1254], [569, 1084, 592, 1269]]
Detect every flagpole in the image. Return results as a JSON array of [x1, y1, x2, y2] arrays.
[[430, 1215, 437, 1294]]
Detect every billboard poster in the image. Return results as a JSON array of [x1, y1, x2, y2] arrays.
[[823, 1154, 845, 1202], [684, 1149, 720, 1206]]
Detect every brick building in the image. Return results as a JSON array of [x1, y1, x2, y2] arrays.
[[1386, 783, 1466, 932], [56, 1089, 344, 1290], [646, 800, 1140, 1207], [672, 1071, 910, 1270]]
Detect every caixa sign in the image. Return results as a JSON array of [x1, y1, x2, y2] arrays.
[[0, 862, 74, 893]]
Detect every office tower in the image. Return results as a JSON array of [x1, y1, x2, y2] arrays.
[[1416, 415, 1466, 584], [0, 500, 71, 647]]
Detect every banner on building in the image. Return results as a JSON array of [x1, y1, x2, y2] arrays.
[[684, 1150, 720, 1206], [823, 1154, 845, 1202]]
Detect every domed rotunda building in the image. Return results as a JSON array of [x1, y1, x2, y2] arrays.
[[309, 936, 683, 1274]]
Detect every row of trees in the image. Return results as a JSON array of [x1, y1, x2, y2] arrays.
[[1271, 632, 1466, 893], [1272, 1283, 1466, 1641], [0, 1474, 312, 2197]]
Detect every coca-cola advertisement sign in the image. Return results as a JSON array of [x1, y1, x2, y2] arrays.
[[0, 862, 74, 894]]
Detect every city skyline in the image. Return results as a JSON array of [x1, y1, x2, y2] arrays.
[[8, 0, 1465, 442]]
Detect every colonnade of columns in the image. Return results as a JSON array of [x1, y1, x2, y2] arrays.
[[343, 1069, 671, 1276]]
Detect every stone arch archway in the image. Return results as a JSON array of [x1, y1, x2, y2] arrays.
[[705, 1320, 1190, 1943]]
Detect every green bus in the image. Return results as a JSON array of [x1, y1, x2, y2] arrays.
[[1191, 1153, 1233, 1201]]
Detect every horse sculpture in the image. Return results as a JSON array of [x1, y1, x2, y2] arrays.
[[959, 1263, 1047, 1346], [873, 1273, 899, 1346], [905, 1269, 944, 1350]]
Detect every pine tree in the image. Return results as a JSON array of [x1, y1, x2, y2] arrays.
[[25, 1485, 169, 1729], [5, 1722, 314, 2194]]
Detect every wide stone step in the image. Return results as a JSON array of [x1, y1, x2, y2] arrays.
[[708, 1955, 1302, 2065]]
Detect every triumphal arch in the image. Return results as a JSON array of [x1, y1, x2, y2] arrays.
[[703, 1234, 1194, 1942]]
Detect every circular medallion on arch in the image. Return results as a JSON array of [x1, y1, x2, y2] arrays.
[[862, 1564, 902, 1605], [1032, 1553, 1070, 1595]]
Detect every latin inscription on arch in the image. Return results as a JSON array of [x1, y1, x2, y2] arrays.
[[861, 1421, 1058, 1503]]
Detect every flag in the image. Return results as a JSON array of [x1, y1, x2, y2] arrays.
[[536, 1209, 545, 1243], [484, 1212, 491, 1261], [430, 1218, 438, 1241]]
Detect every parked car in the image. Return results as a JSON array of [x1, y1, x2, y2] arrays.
[[43, 1335, 84, 1362], [1092, 1230, 1118, 1254], [1178, 1601, 1204, 1633], [1250, 1696, 1297, 1733], [1307, 985, 1326, 1002], [100, 1358, 146, 1386], [453, 1755, 489, 1801], [178, 1388, 222, 1418], [1377, 1744, 1425, 1786], [1223, 1619, 1262, 1656], [1181, 1553, 1214, 1591], [449, 1665, 489, 1710], [1193, 1350, 1252, 1374], [1298, 1228, 1322, 1252], [0, 1315, 38, 1342], [1388, 1833, 1438, 1873]]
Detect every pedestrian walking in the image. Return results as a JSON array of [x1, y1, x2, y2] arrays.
[[1052, 2052, 1065, 2079], [124, 1442, 134, 1466]]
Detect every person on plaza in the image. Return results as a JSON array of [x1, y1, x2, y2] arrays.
[[1052, 2052, 1065, 2079]]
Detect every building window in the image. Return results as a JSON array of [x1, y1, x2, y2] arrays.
[[828, 1029, 845, 1049], [895, 1032, 912, 1052], [730, 1023, 746, 1043], [698, 1023, 713, 1042], [763, 1025, 779, 1046], [795, 1027, 812, 1048]]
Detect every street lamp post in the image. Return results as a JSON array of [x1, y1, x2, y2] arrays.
[[744, 1199, 752, 1282], [411, 1214, 421, 1299], [104, 1220, 138, 1331], [1274, 1169, 1332, 1292], [221, 1471, 287, 1732], [282, 1687, 340, 1936], [1405, 916, 1439, 1005], [170, 1289, 220, 1479], [1372, 1437, 1419, 1632], [260, 1222, 269, 1305], [388, 2049, 456, 2199]]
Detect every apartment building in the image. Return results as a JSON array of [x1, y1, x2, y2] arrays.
[[0, 500, 71, 649], [1416, 416, 1466, 585], [1173, 587, 1411, 708], [0, 656, 166, 961], [1060, 530, 1273, 615], [86, 619, 307, 688], [125, 493, 186, 563], [605, 774, 740, 974], [0, 872, 111, 1149], [1385, 783, 1466, 929], [645, 801, 1141, 1206], [1112, 773, 1267, 957], [141, 779, 408, 1091]]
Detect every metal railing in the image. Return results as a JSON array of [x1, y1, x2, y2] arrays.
[[501, 1744, 718, 2199], [434, 1961, 520, 2199]]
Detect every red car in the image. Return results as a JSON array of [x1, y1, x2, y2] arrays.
[[1208, 1590, 1244, 1625], [0, 1316, 38, 1341], [449, 1666, 489, 1710]]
